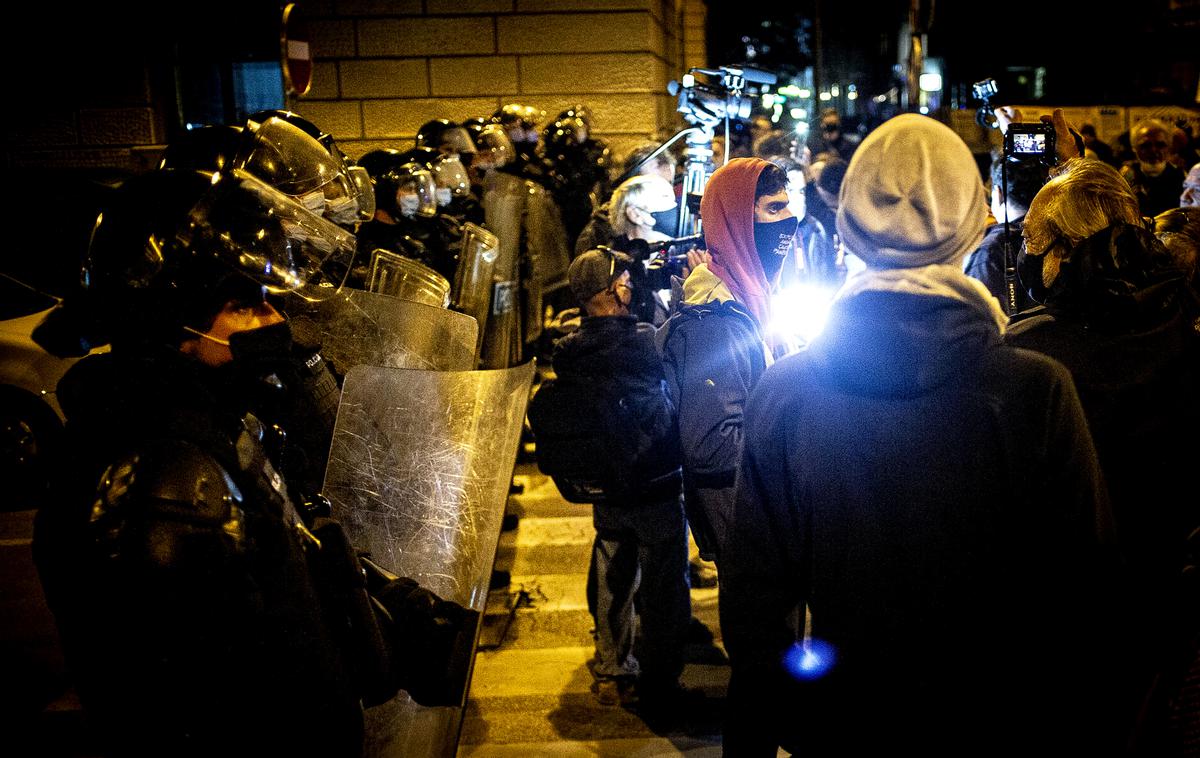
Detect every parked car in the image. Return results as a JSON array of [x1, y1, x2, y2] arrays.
[[0, 168, 127, 511]]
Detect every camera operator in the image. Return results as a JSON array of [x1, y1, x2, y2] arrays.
[[599, 175, 683, 325], [963, 150, 1045, 314], [577, 143, 680, 256]]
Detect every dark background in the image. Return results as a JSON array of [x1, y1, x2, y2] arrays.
[[707, 0, 1200, 107]]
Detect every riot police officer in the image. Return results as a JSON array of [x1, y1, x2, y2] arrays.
[[247, 109, 376, 230], [540, 105, 611, 252], [397, 146, 485, 282], [32, 168, 474, 757], [491, 103, 549, 186], [416, 118, 479, 161], [354, 149, 440, 285]]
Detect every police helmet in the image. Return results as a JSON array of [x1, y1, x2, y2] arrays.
[[398, 147, 470, 205], [246, 110, 373, 225], [158, 125, 245, 172], [81, 168, 356, 345], [358, 149, 438, 220], [416, 119, 477, 156], [161, 118, 365, 229], [491, 104, 544, 146], [541, 106, 593, 160], [463, 120, 516, 171]]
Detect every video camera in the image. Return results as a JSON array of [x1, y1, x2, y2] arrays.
[[668, 66, 777, 127], [973, 78, 999, 130], [643, 233, 704, 291]]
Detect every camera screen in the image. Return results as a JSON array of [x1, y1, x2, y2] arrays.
[[1011, 133, 1046, 154]]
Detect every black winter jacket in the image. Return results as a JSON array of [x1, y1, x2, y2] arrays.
[[721, 289, 1117, 756], [542, 314, 681, 503], [657, 295, 767, 559]]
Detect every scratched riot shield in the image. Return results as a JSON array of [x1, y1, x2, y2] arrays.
[[450, 223, 499, 364], [322, 361, 536, 758], [522, 182, 572, 346], [287, 288, 477, 377], [367, 249, 452, 308], [479, 171, 525, 368]]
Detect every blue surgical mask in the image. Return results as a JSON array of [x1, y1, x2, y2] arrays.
[[398, 195, 420, 218]]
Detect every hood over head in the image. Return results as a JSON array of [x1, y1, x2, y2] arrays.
[[701, 157, 773, 327], [837, 113, 988, 270]]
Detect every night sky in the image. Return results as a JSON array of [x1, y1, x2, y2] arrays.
[[705, 0, 1199, 106]]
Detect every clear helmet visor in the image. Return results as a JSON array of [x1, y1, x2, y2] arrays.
[[432, 155, 471, 198], [179, 169, 356, 302], [440, 127, 477, 155], [475, 124, 515, 168], [396, 167, 438, 218], [347, 165, 376, 220], [237, 117, 344, 197]]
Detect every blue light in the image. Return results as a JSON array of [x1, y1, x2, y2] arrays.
[[783, 638, 836, 681]]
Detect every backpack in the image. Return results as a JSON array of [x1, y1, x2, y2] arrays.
[[527, 374, 681, 505]]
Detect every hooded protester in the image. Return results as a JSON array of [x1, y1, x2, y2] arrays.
[[1008, 158, 1200, 751], [657, 157, 796, 563], [720, 115, 1118, 756]]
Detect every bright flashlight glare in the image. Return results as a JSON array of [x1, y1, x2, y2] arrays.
[[771, 282, 837, 348], [783, 638, 836, 680]]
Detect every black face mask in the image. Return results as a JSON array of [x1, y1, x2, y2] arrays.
[[213, 320, 297, 425], [1015, 248, 1050, 304], [754, 217, 799, 284], [651, 206, 678, 237], [228, 320, 293, 366]]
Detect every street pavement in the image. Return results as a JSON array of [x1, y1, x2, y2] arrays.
[[458, 462, 732, 757]]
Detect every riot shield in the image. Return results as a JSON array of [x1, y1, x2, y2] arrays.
[[479, 171, 525, 369], [322, 361, 536, 758], [288, 288, 478, 376], [521, 181, 570, 346], [368, 248, 452, 308], [450, 223, 499, 364], [524, 181, 571, 292]]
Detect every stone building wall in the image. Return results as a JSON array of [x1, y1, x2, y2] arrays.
[[294, 0, 707, 164], [1, 2, 707, 175]]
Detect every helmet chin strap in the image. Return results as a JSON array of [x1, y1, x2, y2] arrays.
[[182, 325, 231, 346]]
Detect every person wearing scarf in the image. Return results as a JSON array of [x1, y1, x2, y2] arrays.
[[720, 114, 1117, 756]]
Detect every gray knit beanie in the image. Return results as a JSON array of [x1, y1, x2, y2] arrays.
[[836, 113, 988, 269]]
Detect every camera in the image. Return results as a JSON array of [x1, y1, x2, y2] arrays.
[[668, 66, 777, 127], [973, 77, 999, 130], [643, 234, 704, 291], [1004, 122, 1057, 165]]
